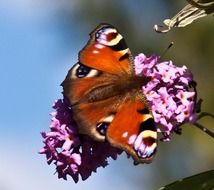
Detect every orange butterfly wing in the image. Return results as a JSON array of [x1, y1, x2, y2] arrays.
[[62, 23, 157, 163], [62, 24, 132, 140], [79, 23, 133, 75], [107, 99, 157, 164]]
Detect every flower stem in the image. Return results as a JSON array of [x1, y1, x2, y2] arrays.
[[197, 112, 214, 120], [193, 122, 214, 138]]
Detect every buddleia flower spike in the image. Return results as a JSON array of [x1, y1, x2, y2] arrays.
[[40, 52, 214, 182]]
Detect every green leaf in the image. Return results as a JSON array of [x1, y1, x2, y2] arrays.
[[158, 170, 214, 190]]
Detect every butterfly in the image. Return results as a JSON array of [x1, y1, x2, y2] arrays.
[[62, 24, 157, 164]]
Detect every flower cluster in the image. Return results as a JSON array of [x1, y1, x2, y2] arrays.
[[135, 53, 197, 140], [40, 53, 198, 182], [39, 99, 122, 183]]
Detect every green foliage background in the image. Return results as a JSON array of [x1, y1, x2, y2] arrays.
[[0, 1, 213, 190]]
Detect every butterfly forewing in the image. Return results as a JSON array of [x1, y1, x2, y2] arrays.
[[80, 23, 134, 75]]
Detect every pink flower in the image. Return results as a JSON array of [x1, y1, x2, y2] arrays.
[[40, 99, 122, 182], [40, 53, 198, 182], [134, 53, 197, 140]]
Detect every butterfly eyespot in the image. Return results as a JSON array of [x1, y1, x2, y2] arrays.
[[71, 62, 99, 79], [143, 137, 156, 146], [95, 26, 112, 39], [96, 122, 109, 136], [76, 63, 91, 78], [96, 114, 115, 136], [95, 26, 124, 47]]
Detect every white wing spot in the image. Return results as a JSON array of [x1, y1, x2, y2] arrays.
[[92, 50, 99, 54], [122, 132, 128, 138], [95, 44, 104, 49], [128, 135, 137, 145]]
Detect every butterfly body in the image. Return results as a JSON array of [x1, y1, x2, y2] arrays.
[[62, 24, 157, 164]]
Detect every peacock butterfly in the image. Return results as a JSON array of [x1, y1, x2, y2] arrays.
[[61, 24, 157, 164]]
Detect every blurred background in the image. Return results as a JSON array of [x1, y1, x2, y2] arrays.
[[0, 0, 213, 190]]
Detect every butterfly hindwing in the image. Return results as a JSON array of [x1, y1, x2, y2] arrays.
[[107, 99, 157, 164]]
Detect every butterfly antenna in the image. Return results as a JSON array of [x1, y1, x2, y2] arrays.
[[160, 42, 174, 60]]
